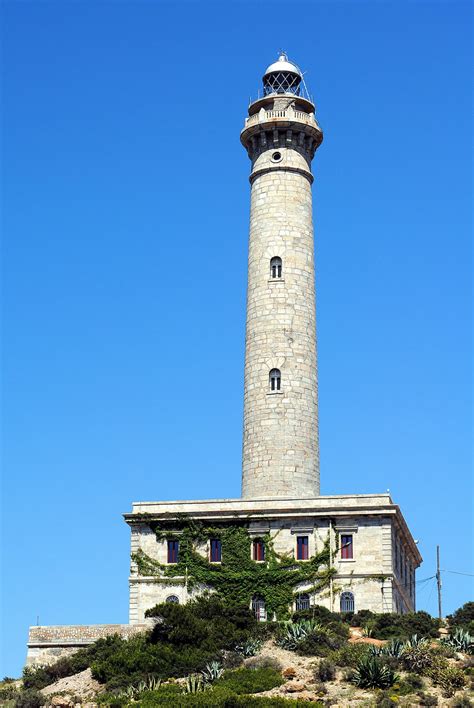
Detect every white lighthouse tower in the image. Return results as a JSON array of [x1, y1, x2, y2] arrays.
[[241, 53, 323, 499]]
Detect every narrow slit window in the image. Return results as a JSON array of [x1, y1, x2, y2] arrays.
[[167, 539, 179, 564], [269, 368, 281, 391], [210, 538, 222, 563], [296, 536, 309, 560], [340, 534, 353, 560], [270, 256, 282, 279], [253, 538, 265, 562]]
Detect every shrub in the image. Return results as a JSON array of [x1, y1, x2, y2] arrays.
[[0, 683, 18, 700], [14, 689, 43, 708], [375, 692, 397, 707], [349, 609, 376, 627], [329, 643, 371, 667], [450, 696, 474, 708], [417, 693, 438, 706], [315, 659, 336, 682], [448, 602, 474, 633], [350, 656, 398, 689], [296, 629, 344, 657], [366, 611, 440, 640], [401, 645, 435, 673], [245, 656, 282, 671], [430, 664, 466, 697], [221, 651, 244, 669], [395, 672, 425, 695], [292, 605, 339, 625], [215, 667, 284, 695]]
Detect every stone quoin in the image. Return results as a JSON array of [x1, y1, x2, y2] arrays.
[[27, 53, 422, 666]]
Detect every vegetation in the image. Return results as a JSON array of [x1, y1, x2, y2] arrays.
[[14, 600, 474, 705], [350, 656, 399, 689], [442, 628, 474, 655], [448, 603, 474, 635], [134, 518, 336, 621]]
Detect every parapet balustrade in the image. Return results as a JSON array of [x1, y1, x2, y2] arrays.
[[245, 107, 320, 130]]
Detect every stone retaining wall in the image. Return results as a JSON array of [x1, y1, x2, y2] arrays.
[[27, 623, 149, 667]]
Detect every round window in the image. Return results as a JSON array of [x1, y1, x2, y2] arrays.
[[271, 151, 282, 163]]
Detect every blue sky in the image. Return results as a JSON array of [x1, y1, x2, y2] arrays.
[[2, 0, 472, 677]]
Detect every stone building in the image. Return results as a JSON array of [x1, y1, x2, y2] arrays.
[[27, 53, 421, 666]]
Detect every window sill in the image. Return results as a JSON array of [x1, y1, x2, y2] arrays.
[[254, 560, 266, 564], [268, 279, 285, 283], [209, 561, 222, 565], [339, 558, 356, 563], [267, 391, 283, 396]]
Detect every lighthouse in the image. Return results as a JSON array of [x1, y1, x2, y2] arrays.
[[241, 53, 323, 499]]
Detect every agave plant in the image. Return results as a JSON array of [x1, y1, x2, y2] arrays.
[[403, 634, 429, 650], [370, 638, 405, 658], [441, 628, 474, 655], [183, 674, 205, 694], [351, 656, 399, 689], [278, 619, 326, 650], [235, 637, 262, 656], [137, 675, 162, 692], [201, 661, 224, 684]]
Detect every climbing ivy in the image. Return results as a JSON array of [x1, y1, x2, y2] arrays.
[[131, 516, 336, 620]]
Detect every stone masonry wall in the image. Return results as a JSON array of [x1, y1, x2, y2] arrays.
[[242, 141, 319, 499], [128, 512, 417, 622], [27, 624, 148, 667]]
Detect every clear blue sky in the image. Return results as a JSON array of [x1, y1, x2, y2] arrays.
[[2, 0, 472, 677]]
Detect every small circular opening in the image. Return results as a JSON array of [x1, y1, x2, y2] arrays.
[[271, 151, 282, 163]]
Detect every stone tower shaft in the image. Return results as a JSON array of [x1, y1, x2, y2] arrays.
[[240, 55, 323, 499]]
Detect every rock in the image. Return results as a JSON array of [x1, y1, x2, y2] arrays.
[[284, 680, 306, 693], [282, 667, 297, 678], [50, 696, 74, 707], [41, 669, 102, 700]]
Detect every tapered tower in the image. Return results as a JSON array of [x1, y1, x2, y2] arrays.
[[241, 53, 323, 499]]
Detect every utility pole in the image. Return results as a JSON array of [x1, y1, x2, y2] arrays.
[[436, 545, 442, 620]]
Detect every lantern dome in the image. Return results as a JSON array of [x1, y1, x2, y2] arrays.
[[262, 52, 303, 96], [263, 53, 302, 78]]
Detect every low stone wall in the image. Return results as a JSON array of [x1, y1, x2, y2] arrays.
[[27, 623, 149, 667]]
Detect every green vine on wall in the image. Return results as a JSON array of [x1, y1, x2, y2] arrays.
[[131, 516, 336, 620]]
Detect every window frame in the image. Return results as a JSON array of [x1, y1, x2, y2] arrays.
[[270, 256, 283, 280], [167, 539, 179, 564], [340, 533, 354, 560], [253, 538, 266, 562], [296, 535, 309, 561], [269, 368, 281, 392], [340, 591, 355, 613], [295, 593, 310, 611], [210, 538, 222, 564]]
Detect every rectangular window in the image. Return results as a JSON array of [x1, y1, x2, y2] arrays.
[[210, 538, 222, 563], [296, 536, 309, 560], [340, 534, 353, 559], [167, 539, 179, 564], [253, 539, 265, 562]]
